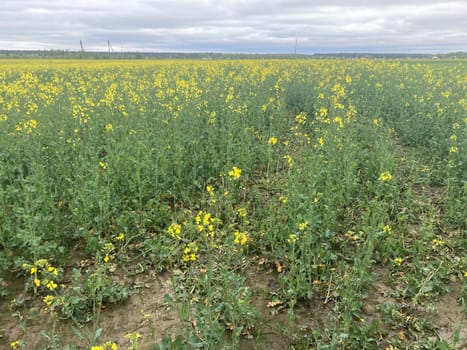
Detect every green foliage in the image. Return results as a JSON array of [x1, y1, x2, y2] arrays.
[[0, 59, 465, 349]]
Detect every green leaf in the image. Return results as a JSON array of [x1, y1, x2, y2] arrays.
[[92, 328, 103, 345]]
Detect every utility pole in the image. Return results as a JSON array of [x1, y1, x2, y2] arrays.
[[294, 38, 298, 55], [80, 40, 85, 52], [108, 40, 114, 55]]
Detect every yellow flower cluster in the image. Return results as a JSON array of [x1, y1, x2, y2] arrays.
[[196, 210, 217, 238], [167, 223, 182, 239], [43, 295, 55, 306], [167, 209, 223, 263], [15, 119, 38, 134], [99, 161, 108, 170], [102, 242, 116, 263], [237, 207, 248, 217], [431, 238, 446, 250], [233, 231, 248, 245], [206, 185, 214, 195], [183, 242, 199, 262], [268, 136, 278, 145], [22, 259, 60, 293], [379, 171, 393, 182], [91, 341, 118, 350], [228, 166, 242, 180], [113, 233, 125, 241], [206, 184, 217, 204], [10, 340, 20, 349], [295, 112, 307, 125], [288, 234, 298, 244], [283, 155, 293, 167]]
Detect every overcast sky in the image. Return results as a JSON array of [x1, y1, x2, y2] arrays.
[[1, 0, 466, 53]]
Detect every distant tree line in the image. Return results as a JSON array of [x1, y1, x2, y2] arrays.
[[0, 49, 466, 60]]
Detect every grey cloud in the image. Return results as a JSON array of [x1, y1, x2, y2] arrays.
[[0, 0, 466, 52]]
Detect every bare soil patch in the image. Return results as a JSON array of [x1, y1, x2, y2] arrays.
[[1, 265, 465, 349], [0, 269, 181, 349]]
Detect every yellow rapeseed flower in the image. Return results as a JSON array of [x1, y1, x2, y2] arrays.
[[92, 341, 118, 350], [268, 136, 278, 145], [208, 111, 217, 124], [379, 171, 393, 182], [124, 331, 142, 341], [206, 185, 214, 195], [283, 155, 293, 166], [48, 266, 58, 276], [99, 161, 108, 170], [431, 238, 445, 249], [295, 112, 307, 124], [43, 295, 54, 306], [196, 210, 203, 224], [237, 208, 247, 217], [26, 119, 37, 133], [183, 242, 199, 262], [202, 212, 211, 226], [35, 259, 49, 267], [288, 234, 298, 244], [114, 233, 125, 241], [318, 107, 328, 117], [228, 166, 241, 180], [102, 242, 115, 253], [46, 281, 58, 291], [333, 116, 343, 128], [233, 231, 248, 245], [167, 223, 182, 239]]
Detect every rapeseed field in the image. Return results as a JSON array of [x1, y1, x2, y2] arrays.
[[0, 59, 465, 349]]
